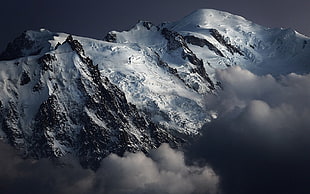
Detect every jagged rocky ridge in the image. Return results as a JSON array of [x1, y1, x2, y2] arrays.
[[0, 9, 309, 169], [0, 34, 182, 170]]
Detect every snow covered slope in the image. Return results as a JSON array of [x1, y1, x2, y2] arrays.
[[0, 9, 309, 168]]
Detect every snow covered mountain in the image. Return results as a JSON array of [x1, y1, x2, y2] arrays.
[[0, 9, 309, 169]]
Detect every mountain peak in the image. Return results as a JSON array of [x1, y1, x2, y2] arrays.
[[0, 29, 60, 61], [0, 10, 309, 169], [169, 9, 257, 32]]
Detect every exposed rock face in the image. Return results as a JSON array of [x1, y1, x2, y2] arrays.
[[209, 29, 243, 55], [141, 21, 155, 30], [30, 95, 70, 159], [0, 30, 55, 61], [161, 28, 216, 90], [20, 71, 31, 85], [0, 9, 309, 171], [0, 102, 25, 149], [0, 35, 181, 170], [0, 32, 36, 60], [104, 32, 117, 43], [184, 35, 224, 57], [38, 54, 57, 71]]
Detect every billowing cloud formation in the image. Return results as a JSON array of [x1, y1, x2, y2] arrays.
[[0, 142, 94, 194], [96, 144, 218, 194], [188, 66, 310, 194], [0, 143, 218, 194], [2, 66, 309, 194]]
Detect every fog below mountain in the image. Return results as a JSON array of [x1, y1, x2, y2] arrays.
[[1, 66, 310, 194], [188, 66, 310, 194], [0, 8, 310, 194]]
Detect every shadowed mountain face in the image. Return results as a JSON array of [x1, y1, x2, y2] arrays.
[[0, 9, 309, 169], [0, 34, 181, 170]]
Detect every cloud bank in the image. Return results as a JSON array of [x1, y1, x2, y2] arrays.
[[188, 66, 310, 194], [2, 66, 310, 194], [0, 143, 218, 194]]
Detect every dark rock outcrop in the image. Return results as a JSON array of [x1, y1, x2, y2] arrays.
[[104, 32, 117, 43], [0, 32, 36, 61], [30, 95, 71, 159], [303, 40, 307, 49], [161, 28, 185, 51], [154, 52, 178, 75], [20, 71, 31, 86], [210, 29, 243, 55], [0, 102, 25, 149], [184, 35, 224, 57], [161, 28, 216, 90], [141, 21, 154, 30], [38, 54, 56, 72]]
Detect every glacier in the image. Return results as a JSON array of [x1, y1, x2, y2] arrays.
[[0, 9, 309, 169]]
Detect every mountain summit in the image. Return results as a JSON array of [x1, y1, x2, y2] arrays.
[[0, 9, 309, 169]]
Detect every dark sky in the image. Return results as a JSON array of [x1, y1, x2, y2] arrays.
[[1, 0, 309, 52]]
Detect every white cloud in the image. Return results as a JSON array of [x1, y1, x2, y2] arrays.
[[96, 143, 219, 194], [2, 65, 309, 194], [189, 66, 310, 194], [0, 143, 219, 194]]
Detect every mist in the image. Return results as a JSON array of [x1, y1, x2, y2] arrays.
[[1, 65, 310, 194], [187, 66, 310, 194], [0, 142, 219, 194]]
